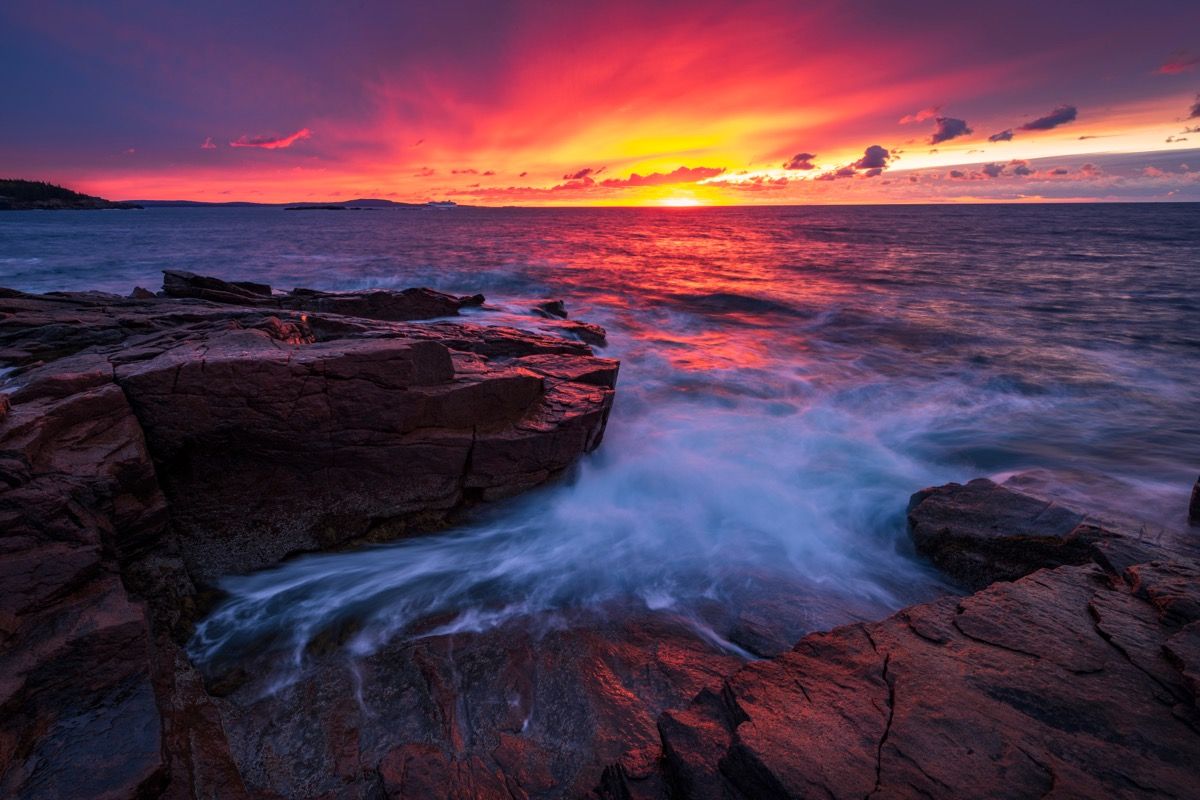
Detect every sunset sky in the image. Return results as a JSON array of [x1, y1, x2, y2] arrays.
[[3, 0, 1199, 205]]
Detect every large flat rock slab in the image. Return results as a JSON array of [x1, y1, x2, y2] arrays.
[[658, 560, 1200, 799], [0, 282, 618, 580]]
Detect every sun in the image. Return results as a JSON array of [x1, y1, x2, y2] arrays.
[[658, 196, 703, 207]]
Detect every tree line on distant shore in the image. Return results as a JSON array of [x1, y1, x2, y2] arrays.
[[0, 179, 140, 210]]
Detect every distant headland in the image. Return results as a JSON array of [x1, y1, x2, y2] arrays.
[[0, 179, 141, 210], [0, 180, 467, 210]]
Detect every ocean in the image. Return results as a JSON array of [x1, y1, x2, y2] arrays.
[[2, 203, 1197, 672]]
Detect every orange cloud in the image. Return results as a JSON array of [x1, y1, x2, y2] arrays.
[[598, 166, 725, 187]]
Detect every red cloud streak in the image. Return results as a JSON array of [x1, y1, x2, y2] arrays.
[[229, 128, 313, 149]]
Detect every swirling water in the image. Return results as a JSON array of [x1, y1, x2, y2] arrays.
[[2, 204, 1197, 676]]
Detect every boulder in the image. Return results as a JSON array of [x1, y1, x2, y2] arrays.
[[907, 478, 1093, 589], [908, 478, 1200, 589], [533, 299, 568, 319]]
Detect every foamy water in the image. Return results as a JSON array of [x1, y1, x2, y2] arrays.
[[2, 204, 1196, 676]]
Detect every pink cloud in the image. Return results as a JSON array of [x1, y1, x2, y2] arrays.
[[229, 127, 312, 149], [1156, 49, 1200, 75], [200, 136, 216, 150], [899, 106, 940, 124]]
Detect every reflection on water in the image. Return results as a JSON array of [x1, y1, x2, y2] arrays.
[[2, 204, 1197, 675]]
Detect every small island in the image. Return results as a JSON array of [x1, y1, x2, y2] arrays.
[[0, 179, 141, 210]]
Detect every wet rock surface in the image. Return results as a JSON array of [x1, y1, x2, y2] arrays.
[[653, 480, 1200, 800], [209, 612, 743, 800], [0, 274, 617, 798], [658, 559, 1200, 799]]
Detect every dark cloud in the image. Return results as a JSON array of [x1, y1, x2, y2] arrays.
[[816, 145, 891, 180], [598, 165, 725, 187], [1019, 104, 1077, 131], [929, 117, 972, 144], [781, 152, 817, 170], [1190, 94, 1200, 119], [816, 165, 858, 181], [948, 169, 966, 178], [1051, 167, 1069, 175], [981, 163, 1005, 178], [519, 171, 528, 177], [1157, 49, 1200, 75], [988, 129, 1013, 142], [563, 167, 601, 180], [452, 168, 479, 174], [482, 170, 496, 176], [1010, 160, 1032, 176], [853, 145, 890, 170], [229, 127, 312, 149]]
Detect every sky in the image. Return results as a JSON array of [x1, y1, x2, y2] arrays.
[[2, 0, 1200, 205]]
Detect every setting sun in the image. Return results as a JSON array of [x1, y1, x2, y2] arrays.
[[659, 196, 703, 207]]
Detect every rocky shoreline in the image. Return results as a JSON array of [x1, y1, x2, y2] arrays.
[[1, 275, 1197, 798], [0, 274, 618, 798]]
